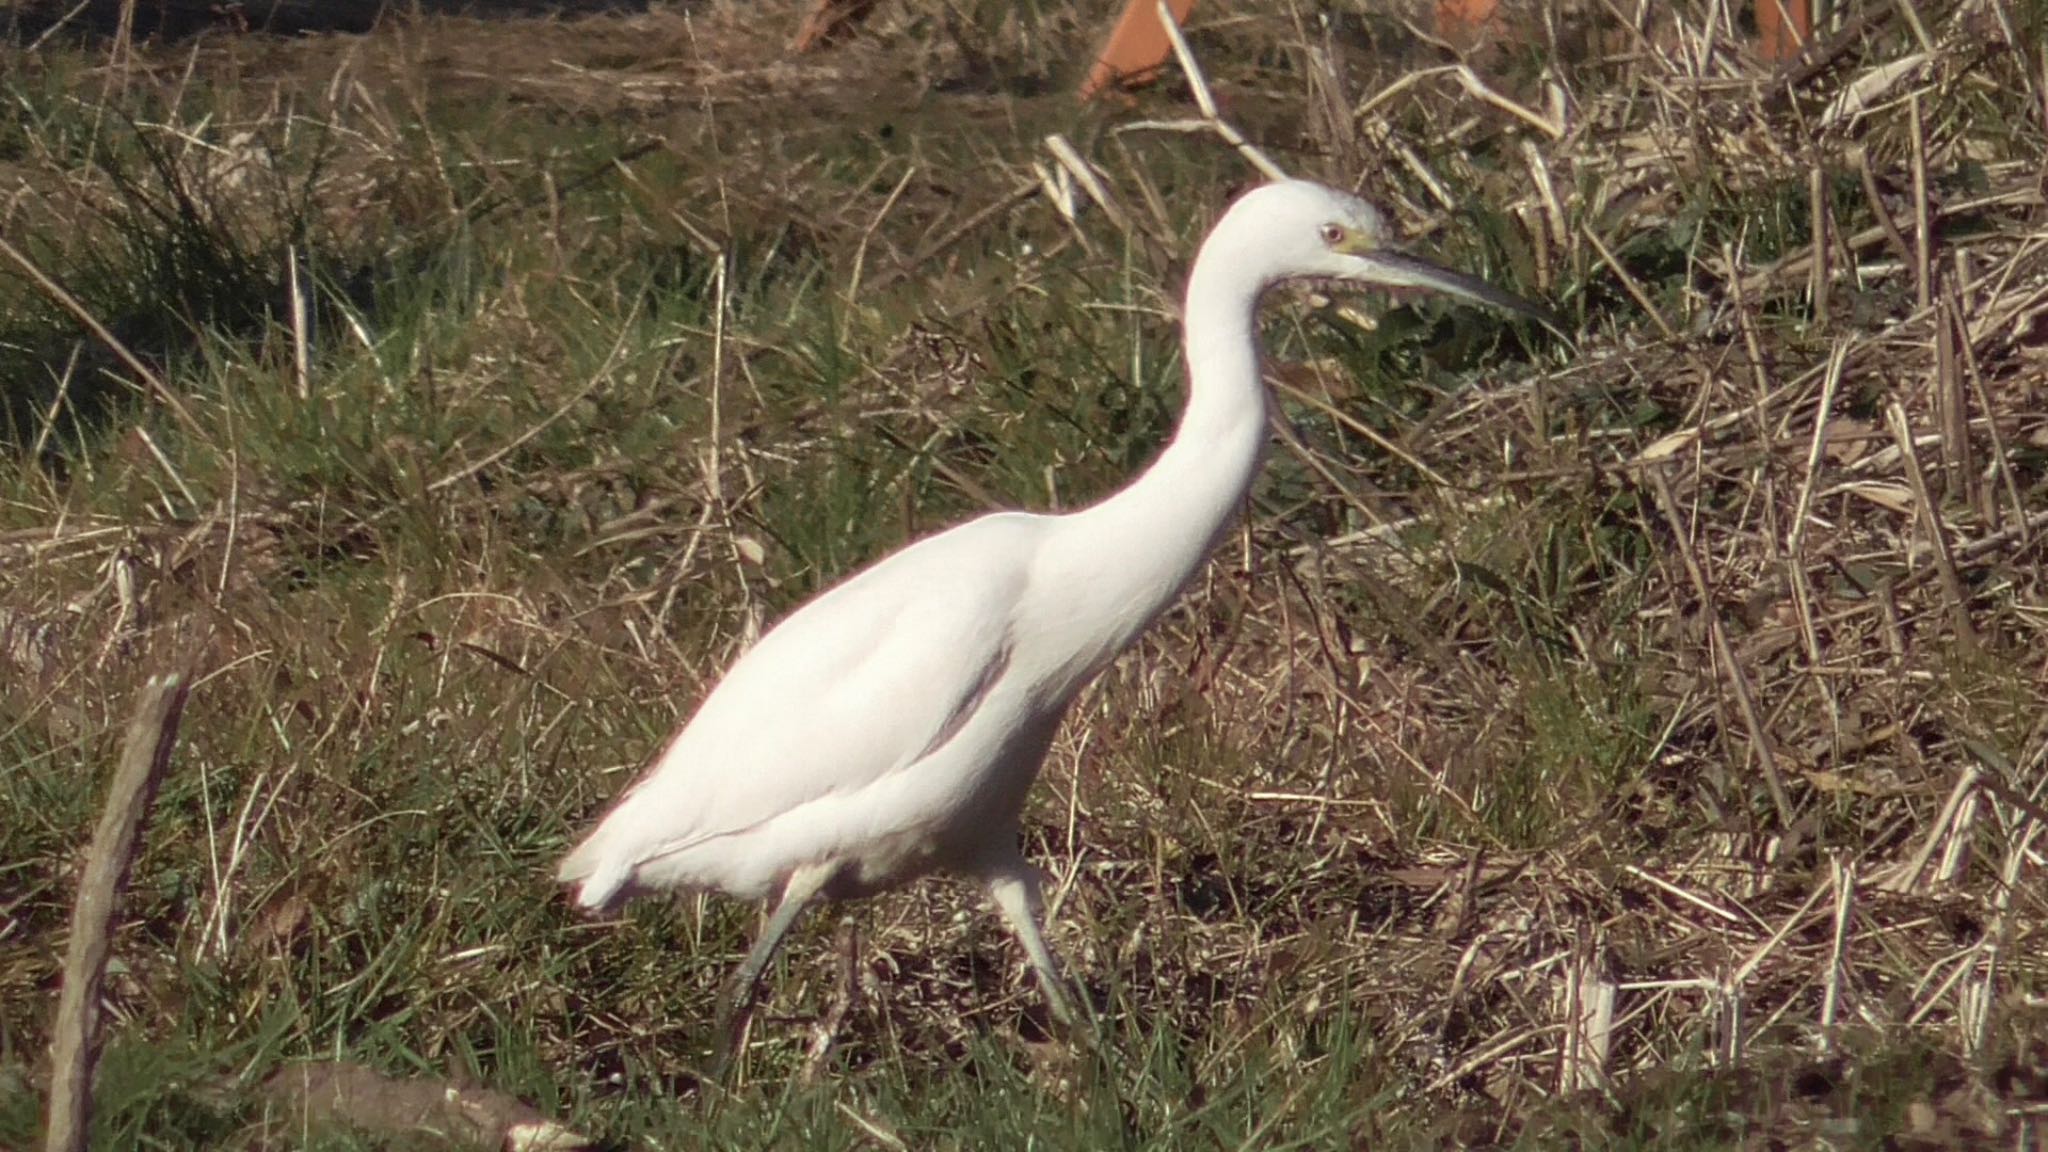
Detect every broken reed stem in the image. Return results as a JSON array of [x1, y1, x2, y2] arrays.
[[1909, 92, 1932, 310], [1154, 0, 1289, 181], [1933, 296, 1960, 487], [44, 674, 192, 1152], [1808, 163, 1830, 324], [1584, 223, 1676, 339], [1788, 343, 1847, 590], [1882, 766, 1980, 893], [1852, 149, 1915, 271], [1947, 273, 2028, 545], [1649, 469, 1796, 828], [1820, 854, 1855, 1045], [1787, 343, 1848, 744], [1884, 401, 1978, 649]]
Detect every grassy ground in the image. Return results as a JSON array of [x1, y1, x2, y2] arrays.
[[3, 0, 2047, 1147]]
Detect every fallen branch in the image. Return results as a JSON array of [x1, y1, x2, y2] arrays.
[[44, 673, 192, 1152]]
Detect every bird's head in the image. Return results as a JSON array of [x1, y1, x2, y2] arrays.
[[1214, 179, 1561, 331]]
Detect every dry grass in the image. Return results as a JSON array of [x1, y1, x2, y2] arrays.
[[2, 0, 2046, 1147]]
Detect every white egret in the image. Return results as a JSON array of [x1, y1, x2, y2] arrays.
[[558, 178, 1555, 1064]]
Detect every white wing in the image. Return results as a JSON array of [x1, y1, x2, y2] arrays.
[[558, 512, 1043, 907]]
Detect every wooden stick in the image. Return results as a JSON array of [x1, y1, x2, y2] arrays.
[[44, 674, 192, 1152]]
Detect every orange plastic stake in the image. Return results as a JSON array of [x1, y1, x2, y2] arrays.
[[1432, 0, 1502, 47], [1756, 0, 1812, 60], [1080, 0, 1199, 101], [791, 0, 880, 53]]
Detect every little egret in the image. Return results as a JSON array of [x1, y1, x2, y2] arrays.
[[559, 178, 1555, 1063]]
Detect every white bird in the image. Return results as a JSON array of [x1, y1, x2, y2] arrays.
[[558, 178, 1555, 1065]]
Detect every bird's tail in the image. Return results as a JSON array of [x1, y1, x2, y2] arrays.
[[556, 830, 634, 913]]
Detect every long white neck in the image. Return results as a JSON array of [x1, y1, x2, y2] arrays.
[[1038, 238, 1271, 669]]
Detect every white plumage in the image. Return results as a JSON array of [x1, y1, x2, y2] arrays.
[[558, 179, 1554, 1065], [561, 515, 1041, 906]]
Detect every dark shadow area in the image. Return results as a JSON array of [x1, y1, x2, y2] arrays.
[[0, 119, 397, 453], [4, 0, 668, 43]]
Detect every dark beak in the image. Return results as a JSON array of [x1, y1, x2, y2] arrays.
[[1361, 249, 1568, 336]]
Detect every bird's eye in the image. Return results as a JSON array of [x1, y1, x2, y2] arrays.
[[1319, 222, 1347, 246]]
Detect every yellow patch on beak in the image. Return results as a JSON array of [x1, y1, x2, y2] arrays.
[[1331, 229, 1381, 256]]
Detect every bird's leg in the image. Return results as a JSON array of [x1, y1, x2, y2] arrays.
[[712, 861, 835, 1077], [986, 861, 1088, 1035]]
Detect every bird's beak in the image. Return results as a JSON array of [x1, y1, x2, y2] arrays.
[[1354, 247, 1566, 334]]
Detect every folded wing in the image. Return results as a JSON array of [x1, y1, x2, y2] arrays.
[[558, 513, 1040, 907]]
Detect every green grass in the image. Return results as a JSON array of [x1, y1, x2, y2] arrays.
[[4, 0, 2048, 1148]]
